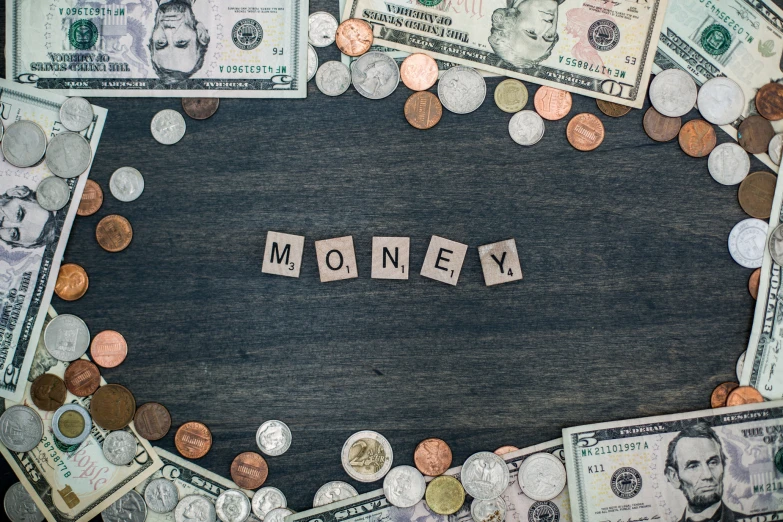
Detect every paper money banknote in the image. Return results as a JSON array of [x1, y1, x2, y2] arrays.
[[0, 307, 163, 522], [0, 79, 106, 403], [563, 400, 783, 522], [6, 0, 309, 98]]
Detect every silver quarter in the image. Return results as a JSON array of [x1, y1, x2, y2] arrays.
[[45, 132, 92, 179], [252, 487, 286, 519], [341, 430, 394, 483], [151, 109, 187, 145], [769, 133, 783, 165], [0, 405, 43, 453], [316, 61, 351, 97], [256, 420, 292, 456], [265, 507, 294, 522], [313, 481, 359, 507], [35, 176, 70, 211], [102, 430, 138, 466], [383, 465, 425, 508], [461, 451, 509, 500], [508, 110, 545, 146], [308, 45, 319, 82], [707, 143, 750, 185], [309, 12, 338, 47], [471, 497, 507, 522], [649, 69, 697, 117], [2, 121, 47, 168], [4, 482, 44, 522], [44, 314, 90, 362], [696, 77, 744, 125], [351, 52, 400, 100], [438, 66, 486, 114], [176, 495, 217, 522], [769, 223, 783, 266], [51, 404, 91, 446], [216, 489, 251, 522], [737, 351, 746, 381], [517, 452, 566, 501], [102, 490, 147, 522], [110, 167, 145, 202], [145, 478, 179, 513], [59, 97, 94, 132], [729, 218, 768, 269]]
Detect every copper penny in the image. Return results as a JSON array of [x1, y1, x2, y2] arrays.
[[534, 86, 572, 121], [175, 421, 213, 459], [134, 402, 172, 441], [182, 98, 220, 120], [566, 113, 604, 151], [400, 53, 438, 91], [413, 437, 452, 476], [710, 382, 739, 408], [494, 445, 519, 455], [738, 171, 776, 219], [596, 99, 631, 118], [230, 451, 269, 489], [30, 374, 67, 411], [404, 92, 443, 130], [678, 119, 716, 157], [90, 383, 136, 430], [54, 263, 89, 302], [749, 268, 761, 300], [335, 19, 373, 57], [738, 115, 775, 154], [755, 83, 783, 121], [90, 330, 128, 368], [63, 359, 101, 397], [643, 107, 681, 142], [96, 215, 133, 252], [726, 385, 764, 406], [77, 179, 103, 216]]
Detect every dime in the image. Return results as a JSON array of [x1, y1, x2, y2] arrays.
[[309, 12, 338, 47], [508, 110, 545, 146], [401, 54, 439, 92], [51, 403, 91, 445], [566, 113, 604, 151], [728, 218, 768, 268], [90, 383, 136, 430], [175, 421, 212, 459], [252, 487, 286, 519], [755, 82, 783, 121], [342, 430, 394, 482], [30, 373, 66, 411], [256, 420, 292, 456], [494, 446, 519, 456], [404, 92, 442, 130], [533, 86, 572, 120], [266, 507, 294, 522], [461, 451, 509, 500], [59, 97, 94, 132], [316, 61, 351, 97], [770, 223, 783, 266], [102, 430, 138, 465], [313, 481, 358, 507], [134, 402, 172, 441], [55, 263, 89, 301], [351, 52, 400, 100], [596, 99, 631, 118], [36, 176, 70, 211], [726, 385, 764, 406], [110, 167, 144, 203], [438, 66, 486, 114], [710, 382, 739, 408], [696, 77, 744, 125], [90, 330, 128, 368], [4, 482, 44, 522], [678, 120, 716, 157], [517, 452, 566, 501], [175, 495, 217, 522], [96, 215, 133, 252], [769, 133, 783, 165], [413, 438, 452, 476], [649, 69, 697, 117], [231, 452, 269, 489], [77, 179, 103, 216], [425, 475, 465, 515], [308, 45, 319, 82], [0, 405, 43, 452], [738, 171, 776, 219], [335, 19, 373, 57], [707, 143, 750, 185], [494, 79, 528, 113], [471, 497, 507, 522], [737, 351, 746, 381], [45, 132, 92, 179], [151, 109, 187, 145], [182, 98, 220, 120], [44, 314, 90, 362], [102, 490, 147, 522], [145, 478, 180, 513], [2, 121, 47, 168], [383, 465, 426, 507], [749, 268, 761, 300], [64, 359, 101, 397], [738, 115, 775, 154], [642, 108, 681, 142], [216, 489, 251, 522]]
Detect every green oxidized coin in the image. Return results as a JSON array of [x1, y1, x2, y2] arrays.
[[776, 447, 783, 474], [700, 24, 731, 56], [418, 0, 443, 6], [69, 20, 99, 50]]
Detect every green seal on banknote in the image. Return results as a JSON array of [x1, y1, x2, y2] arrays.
[[417, 0, 443, 6], [776, 447, 783, 474], [701, 24, 731, 56], [68, 20, 99, 50]]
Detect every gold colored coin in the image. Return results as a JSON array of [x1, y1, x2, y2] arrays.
[[494, 79, 528, 113], [425, 475, 465, 515], [59, 410, 85, 438]]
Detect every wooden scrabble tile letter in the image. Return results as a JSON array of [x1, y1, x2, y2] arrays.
[[261, 231, 305, 278], [420, 235, 468, 286], [478, 239, 523, 286], [371, 237, 410, 280], [315, 236, 358, 282]]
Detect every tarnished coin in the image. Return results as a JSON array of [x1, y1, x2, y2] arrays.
[[495, 79, 528, 113], [316, 61, 351, 97], [30, 373, 66, 411], [729, 218, 768, 268], [216, 489, 251, 522], [401, 54, 439, 92], [517, 452, 566, 501], [596, 99, 631, 118], [494, 446, 519, 456], [508, 110, 545, 146], [351, 52, 400, 100], [737, 351, 746, 381], [4, 482, 44, 522], [44, 313, 90, 362], [59, 97, 94, 132], [710, 382, 739, 408], [64, 359, 101, 397], [533, 86, 571, 121], [36, 176, 70, 211], [739, 171, 776, 219], [176, 421, 212, 459], [749, 268, 761, 300], [649, 69, 697, 117], [51, 404, 91, 445], [414, 438, 452, 476], [252, 487, 286, 519], [308, 45, 319, 82], [145, 478, 179, 513], [175, 495, 216, 522], [265, 507, 294, 522], [45, 132, 92, 179], [77, 179, 103, 216], [309, 12, 338, 47], [566, 113, 604, 151], [770, 223, 783, 266], [182, 98, 219, 120], [231, 452, 269, 489], [438, 66, 486, 114], [102, 490, 147, 522], [134, 402, 172, 441], [110, 167, 144, 203], [342, 430, 393, 482], [55, 263, 89, 301], [0, 405, 43, 452], [425, 475, 465, 515], [697, 77, 744, 125], [642, 108, 681, 142], [461, 451, 509, 500], [2, 121, 47, 168], [335, 19, 373, 57], [256, 420, 291, 456], [383, 465, 426, 507], [770, 133, 783, 165], [103, 430, 138, 465], [738, 115, 775, 154], [91, 330, 128, 368], [96, 215, 133, 252], [90, 383, 136, 431], [726, 385, 764, 406], [404, 92, 442, 130], [313, 481, 358, 507], [756, 82, 783, 121], [707, 143, 750, 185], [151, 109, 186, 145], [678, 119, 716, 157], [471, 497, 507, 522]]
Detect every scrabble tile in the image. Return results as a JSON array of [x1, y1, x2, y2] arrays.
[[371, 237, 410, 280], [315, 236, 358, 282], [420, 235, 468, 286], [261, 231, 305, 278], [478, 239, 523, 286]]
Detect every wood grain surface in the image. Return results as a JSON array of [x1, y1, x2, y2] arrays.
[[0, 0, 775, 518]]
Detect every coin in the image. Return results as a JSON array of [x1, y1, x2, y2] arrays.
[[533, 86, 572, 120], [737, 351, 746, 381], [216, 489, 251, 522], [508, 110, 545, 146], [697, 77, 744, 125], [335, 19, 373, 57], [4, 482, 44, 522], [341, 430, 393, 482], [44, 313, 90, 362], [90, 330, 128, 368], [438, 66, 486, 114], [252, 487, 286, 519], [182, 98, 220, 120], [90, 383, 136, 430], [729, 218, 768, 268], [109, 167, 145, 203], [471, 497, 507, 522], [30, 373, 66, 411], [461, 451, 509, 500], [649, 69, 697, 117], [316, 61, 351, 97], [491, 79, 527, 113], [77, 179, 103, 216], [134, 402, 172, 441], [770, 133, 783, 165], [96, 215, 133, 252], [256, 420, 292, 456], [383, 465, 426, 507], [351, 52, 400, 100], [309, 12, 338, 47], [518, 452, 566, 501], [64, 359, 101, 397], [0, 405, 43, 452], [45, 132, 92, 179], [231, 452, 269, 489], [404, 92, 443, 130], [414, 437, 452, 476], [175, 495, 216, 522], [596, 99, 631, 118], [642, 108, 681, 142], [738, 115, 775, 154], [36, 176, 70, 211], [266, 507, 294, 522], [707, 143, 750, 185], [401, 54, 439, 92], [769, 223, 783, 266], [493, 446, 519, 455], [60, 97, 94, 132], [749, 268, 761, 299], [145, 478, 179, 514], [102, 430, 138, 465], [308, 45, 319, 82], [425, 475, 465, 515], [55, 263, 89, 301], [52, 403, 91, 445], [103, 490, 147, 522], [151, 109, 187, 145], [738, 171, 776, 219], [726, 385, 764, 406], [566, 113, 604, 151], [313, 481, 358, 507], [756, 82, 783, 121], [678, 119, 716, 157], [2, 121, 47, 168], [710, 382, 739, 408], [175, 421, 212, 459]]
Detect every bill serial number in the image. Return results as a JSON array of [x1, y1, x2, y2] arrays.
[[581, 441, 648, 457], [559, 57, 628, 78], [219, 65, 287, 74]]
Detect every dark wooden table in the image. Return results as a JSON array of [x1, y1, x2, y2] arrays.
[[0, 0, 771, 518]]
